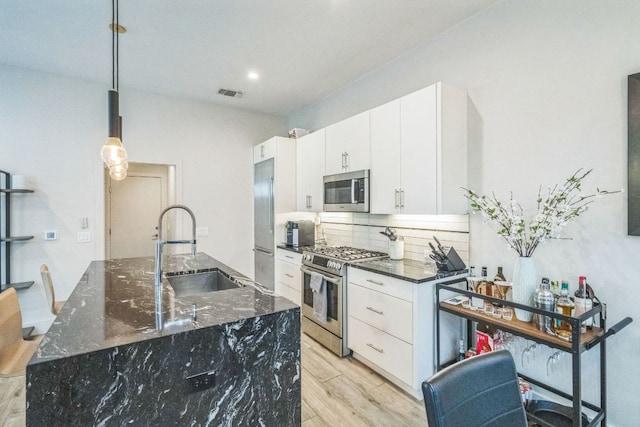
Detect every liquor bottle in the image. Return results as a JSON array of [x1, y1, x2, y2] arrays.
[[493, 266, 506, 282], [550, 280, 560, 302], [533, 277, 554, 333], [479, 266, 492, 296], [457, 339, 466, 362], [554, 281, 575, 341], [574, 276, 593, 332]]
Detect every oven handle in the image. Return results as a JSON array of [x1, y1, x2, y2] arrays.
[[300, 266, 342, 286]]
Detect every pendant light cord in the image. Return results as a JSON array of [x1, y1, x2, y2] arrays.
[[111, 0, 119, 91]]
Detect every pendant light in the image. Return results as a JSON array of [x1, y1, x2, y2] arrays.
[[101, 0, 128, 181]]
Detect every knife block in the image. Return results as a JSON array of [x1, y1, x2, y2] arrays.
[[435, 247, 466, 272]]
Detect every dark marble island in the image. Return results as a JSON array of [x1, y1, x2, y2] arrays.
[[26, 253, 300, 426]]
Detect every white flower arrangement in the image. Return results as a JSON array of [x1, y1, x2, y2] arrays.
[[463, 169, 620, 257]]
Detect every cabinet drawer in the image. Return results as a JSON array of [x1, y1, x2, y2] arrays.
[[277, 250, 302, 265], [348, 283, 413, 343], [348, 317, 412, 385], [348, 268, 413, 302], [275, 281, 301, 306], [277, 260, 301, 289]]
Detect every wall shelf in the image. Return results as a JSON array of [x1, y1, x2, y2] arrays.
[[1, 170, 35, 292], [435, 280, 632, 427]]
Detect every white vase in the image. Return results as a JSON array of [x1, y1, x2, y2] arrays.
[[511, 256, 537, 322]]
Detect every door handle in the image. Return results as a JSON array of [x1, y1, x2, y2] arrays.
[[351, 179, 357, 204], [400, 189, 405, 209], [394, 189, 399, 209], [366, 279, 384, 286], [285, 273, 295, 278], [344, 152, 349, 170], [253, 247, 274, 256]]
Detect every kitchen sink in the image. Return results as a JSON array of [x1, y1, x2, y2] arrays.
[[166, 270, 241, 297]]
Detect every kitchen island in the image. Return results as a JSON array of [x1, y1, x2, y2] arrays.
[[26, 253, 300, 426]]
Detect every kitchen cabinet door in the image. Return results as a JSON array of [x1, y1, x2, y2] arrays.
[[253, 138, 276, 163], [325, 111, 370, 175], [370, 99, 401, 214], [296, 130, 326, 211], [400, 85, 438, 214]]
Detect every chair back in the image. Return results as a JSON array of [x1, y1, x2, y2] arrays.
[[40, 264, 58, 315], [0, 289, 25, 374], [422, 350, 527, 427]]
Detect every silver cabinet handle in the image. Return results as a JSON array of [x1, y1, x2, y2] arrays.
[[394, 189, 399, 209], [285, 255, 294, 260], [260, 144, 265, 158], [344, 152, 349, 170], [285, 273, 295, 278], [308, 195, 312, 209], [366, 306, 383, 315], [400, 189, 405, 208], [366, 279, 384, 286], [366, 343, 384, 353]]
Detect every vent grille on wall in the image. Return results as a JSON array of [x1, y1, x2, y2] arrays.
[[217, 89, 244, 98]]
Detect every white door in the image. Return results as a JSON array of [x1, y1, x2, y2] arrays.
[[106, 163, 172, 259]]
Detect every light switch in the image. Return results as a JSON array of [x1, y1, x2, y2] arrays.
[[80, 217, 89, 229], [77, 231, 91, 243], [196, 227, 209, 237], [44, 231, 57, 241]]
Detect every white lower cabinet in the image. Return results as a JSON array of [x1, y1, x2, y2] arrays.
[[275, 249, 302, 305], [347, 267, 461, 399]]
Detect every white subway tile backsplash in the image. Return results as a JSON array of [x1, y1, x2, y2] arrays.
[[317, 212, 469, 265]]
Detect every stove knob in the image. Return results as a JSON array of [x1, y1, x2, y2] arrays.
[[336, 262, 342, 270], [327, 261, 334, 269]]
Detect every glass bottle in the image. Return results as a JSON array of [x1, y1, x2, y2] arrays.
[[533, 277, 554, 333], [457, 339, 465, 362], [494, 266, 506, 282], [554, 281, 575, 341], [574, 276, 593, 332]]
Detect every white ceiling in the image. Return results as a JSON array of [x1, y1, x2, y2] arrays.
[[0, 0, 498, 116]]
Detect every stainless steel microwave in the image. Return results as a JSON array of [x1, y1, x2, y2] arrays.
[[323, 169, 369, 212]]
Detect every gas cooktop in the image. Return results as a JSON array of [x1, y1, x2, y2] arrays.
[[304, 246, 388, 262]]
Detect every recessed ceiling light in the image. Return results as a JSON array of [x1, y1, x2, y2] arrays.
[[247, 71, 259, 80]]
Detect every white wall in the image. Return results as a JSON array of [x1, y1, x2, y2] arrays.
[[290, 1, 640, 425], [0, 64, 288, 332]]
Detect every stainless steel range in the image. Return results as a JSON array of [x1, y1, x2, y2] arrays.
[[301, 246, 388, 357]]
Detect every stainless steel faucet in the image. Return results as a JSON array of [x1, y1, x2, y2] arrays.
[[154, 204, 197, 329]]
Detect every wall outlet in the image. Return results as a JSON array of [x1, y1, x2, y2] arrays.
[[186, 370, 216, 393], [196, 227, 209, 237], [44, 231, 57, 241], [77, 231, 91, 243]]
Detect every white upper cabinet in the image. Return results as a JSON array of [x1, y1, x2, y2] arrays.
[[296, 129, 326, 211], [253, 138, 276, 163], [369, 82, 467, 215], [325, 111, 370, 175], [370, 99, 402, 214]]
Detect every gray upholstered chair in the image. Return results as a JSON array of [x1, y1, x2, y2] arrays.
[[422, 349, 527, 427]]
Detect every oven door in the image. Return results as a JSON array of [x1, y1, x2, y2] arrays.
[[301, 266, 343, 337]]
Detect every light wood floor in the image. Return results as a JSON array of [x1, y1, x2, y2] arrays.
[[301, 332, 427, 427], [0, 334, 427, 427]]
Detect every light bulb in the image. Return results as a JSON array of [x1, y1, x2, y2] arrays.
[[110, 159, 128, 173], [101, 137, 127, 166], [109, 167, 127, 181]]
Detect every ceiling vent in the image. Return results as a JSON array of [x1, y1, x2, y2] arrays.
[[217, 88, 244, 98]]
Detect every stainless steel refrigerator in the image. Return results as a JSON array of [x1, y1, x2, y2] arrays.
[[254, 158, 275, 290]]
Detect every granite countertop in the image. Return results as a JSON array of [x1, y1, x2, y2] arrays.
[[30, 252, 296, 364], [348, 258, 468, 283], [276, 244, 316, 254]]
